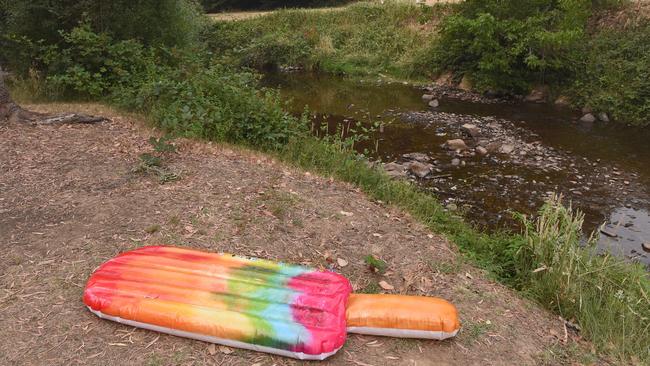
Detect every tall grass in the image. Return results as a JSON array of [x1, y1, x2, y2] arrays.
[[516, 196, 649, 362]]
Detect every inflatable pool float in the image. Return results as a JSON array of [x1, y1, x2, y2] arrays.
[[84, 246, 459, 360]]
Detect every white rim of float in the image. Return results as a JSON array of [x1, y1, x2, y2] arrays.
[[346, 326, 459, 340], [87, 307, 341, 361]]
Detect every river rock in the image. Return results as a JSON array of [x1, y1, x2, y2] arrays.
[[445, 139, 468, 151], [499, 144, 515, 154], [486, 142, 502, 153], [435, 71, 453, 86], [422, 94, 435, 102], [598, 112, 610, 122], [458, 75, 472, 91], [524, 86, 548, 103], [600, 225, 618, 238], [580, 113, 596, 124], [476, 146, 488, 156], [383, 162, 407, 178], [408, 161, 432, 178], [554, 95, 571, 106], [428, 99, 440, 108], [402, 152, 430, 163], [642, 242, 650, 252], [451, 158, 460, 166], [461, 123, 481, 138]]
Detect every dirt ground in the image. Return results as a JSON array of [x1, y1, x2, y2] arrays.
[[1, 104, 595, 365]]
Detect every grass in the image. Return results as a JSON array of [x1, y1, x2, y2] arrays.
[[205, 1, 453, 80]]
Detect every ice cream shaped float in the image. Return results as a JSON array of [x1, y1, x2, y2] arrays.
[[84, 246, 460, 360]]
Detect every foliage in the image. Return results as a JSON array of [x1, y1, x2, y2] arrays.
[[39, 23, 150, 98], [204, 1, 446, 79], [364, 255, 387, 274], [432, 0, 592, 93], [570, 21, 650, 126], [1, 0, 204, 48], [135, 137, 181, 184], [122, 58, 306, 149]]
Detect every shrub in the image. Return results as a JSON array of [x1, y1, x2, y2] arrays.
[[432, 0, 591, 93], [39, 23, 150, 99], [570, 21, 650, 126], [1, 0, 204, 48], [140, 64, 306, 148]]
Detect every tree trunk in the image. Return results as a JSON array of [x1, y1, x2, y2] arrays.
[[0, 67, 107, 125]]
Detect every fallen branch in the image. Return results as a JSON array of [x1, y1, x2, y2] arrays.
[[0, 67, 108, 125]]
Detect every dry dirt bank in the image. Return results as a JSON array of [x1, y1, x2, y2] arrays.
[[0, 104, 593, 365]]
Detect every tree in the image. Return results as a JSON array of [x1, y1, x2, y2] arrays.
[[0, 67, 106, 124]]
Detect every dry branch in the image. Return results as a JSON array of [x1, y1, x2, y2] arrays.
[[0, 67, 108, 125]]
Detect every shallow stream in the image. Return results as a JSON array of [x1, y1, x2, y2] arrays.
[[263, 72, 650, 266]]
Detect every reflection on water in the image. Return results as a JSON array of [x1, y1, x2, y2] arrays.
[[263, 72, 650, 266]]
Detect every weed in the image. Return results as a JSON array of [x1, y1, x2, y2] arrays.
[[364, 254, 387, 274], [133, 136, 181, 184], [428, 259, 461, 274], [149, 135, 177, 153], [462, 320, 492, 343], [144, 224, 161, 234], [359, 280, 381, 294]]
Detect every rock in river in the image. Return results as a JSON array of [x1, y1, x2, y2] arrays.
[[402, 152, 430, 163], [524, 85, 548, 103], [428, 99, 440, 108], [451, 158, 461, 166], [598, 112, 610, 122], [383, 162, 407, 178], [476, 146, 488, 156], [445, 139, 468, 151], [600, 225, 618, 238], [499, 144, 515, 154], [422, 94, 435, 102], [461, 123, 481, 138], [643, 242, 650, 253], [408, 161, 432, 178], [580, 113, 596, 124]]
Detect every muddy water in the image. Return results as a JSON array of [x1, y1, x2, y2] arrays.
[[262, 72, 650, 266]]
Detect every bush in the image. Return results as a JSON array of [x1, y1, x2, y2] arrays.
[[40, 23, 150, 98], [432, 0, 590, 93], [2, 0, 204, 47], [570, 22, 650, 126], [126, 62, 306, 149]]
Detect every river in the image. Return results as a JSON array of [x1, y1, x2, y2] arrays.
[[262, 72, 650, 266]]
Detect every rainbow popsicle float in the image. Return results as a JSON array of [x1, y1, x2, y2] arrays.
[[84, 246, 459, 360]]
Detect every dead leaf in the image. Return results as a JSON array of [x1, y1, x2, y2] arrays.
[[378, 280, 394, 290], [207, 344, 216, 355], [337, 258, 349, 267], [219, 345, 234, 354], [372, 233, 383, 238], [340, 210, 354, 217]]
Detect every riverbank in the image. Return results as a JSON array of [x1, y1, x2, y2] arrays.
[[0, 103, 591, 365], [207, 1, 650, 126]]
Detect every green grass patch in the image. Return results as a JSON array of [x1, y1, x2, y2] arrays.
[[204, 1, 451, 80]]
